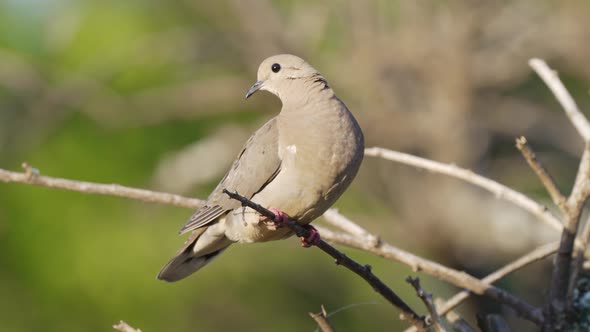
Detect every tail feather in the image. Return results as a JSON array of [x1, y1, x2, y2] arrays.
[[158, 227, 232, 282]]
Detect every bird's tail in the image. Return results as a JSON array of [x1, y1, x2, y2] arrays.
[[157, 227, 232, 282]]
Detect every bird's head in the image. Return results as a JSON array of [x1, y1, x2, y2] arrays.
[[245, 54, 323, 100]]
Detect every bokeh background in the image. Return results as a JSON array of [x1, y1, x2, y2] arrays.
[[1, 0, 590, 331]]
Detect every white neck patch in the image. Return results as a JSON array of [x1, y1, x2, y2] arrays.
[[286, 144, 297, 154]]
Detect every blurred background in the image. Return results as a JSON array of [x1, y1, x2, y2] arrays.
[[1, 0, 589, 331]]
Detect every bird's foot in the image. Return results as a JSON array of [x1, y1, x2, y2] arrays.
[[260, 207, 289, 230], [300, 225, 320, 248]]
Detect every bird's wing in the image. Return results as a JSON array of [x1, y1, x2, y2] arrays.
[[179, 117, 281, 234]]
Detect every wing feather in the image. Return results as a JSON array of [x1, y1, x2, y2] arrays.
[[178, 117, 281, 234]]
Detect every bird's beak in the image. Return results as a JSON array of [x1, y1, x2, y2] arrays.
[[245, 80, 264, 99]]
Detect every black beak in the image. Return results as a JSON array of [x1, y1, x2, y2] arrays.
[[245, 81, 264, 99]]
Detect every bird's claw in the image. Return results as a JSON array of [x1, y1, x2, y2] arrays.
[[260, 207, 289, 230], [301, 225, 320, 248]]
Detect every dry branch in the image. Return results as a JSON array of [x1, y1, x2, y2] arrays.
[[528, 58, 590, 330], [438, 241, 557, 317], [402, 241, 557, 332], [309, 305, 334, 332], [528, 58, 590, 143], [406, 277, 447, 332], [547, 146, 590, 323], [364, 147, 562, 231], [515, 136, 566, 210], [222, 189, 429, 330], [317, 227, 543, 324], [0, 163, 204, 209]]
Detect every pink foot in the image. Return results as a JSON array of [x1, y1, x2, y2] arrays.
[[260, 207, 289, 230], [301, 225, 320, 248]]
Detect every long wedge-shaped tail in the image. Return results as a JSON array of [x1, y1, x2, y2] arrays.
[[158, 227, 232, 282]]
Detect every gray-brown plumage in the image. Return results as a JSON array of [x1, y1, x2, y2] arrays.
[[158, 54, 364, 282]]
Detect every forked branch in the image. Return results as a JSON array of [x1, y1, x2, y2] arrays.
[[222, 189, 429, 330]]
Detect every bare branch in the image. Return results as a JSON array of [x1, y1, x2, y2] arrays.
[[548, 145, 590, 323], [113, 321, 142, 332], [321, 209, 380, 246], [0, 163, 204, 209], [404, 242, 555, 332], [364, 147, 562, 231], [433, 241, 558, 325], [515, 136, 566, 211], [406, 277, 447, 332], [529, 58, 590, 143], [525, 59, 590, 329], [222, 189, 429, 330], [317, 227, 543, 324], [309, 305, 334, 332]]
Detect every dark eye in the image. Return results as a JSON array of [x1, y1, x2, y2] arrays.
[[271, 63, 281, 73]]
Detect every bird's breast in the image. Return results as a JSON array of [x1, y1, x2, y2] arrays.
[[264, 99, 363, 221]]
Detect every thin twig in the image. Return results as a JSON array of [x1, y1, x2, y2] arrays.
[[406, 277, 447, 332], [0, 163, 204, 209], [113, 321, 142, 332], [548, 145, 590, 321], [222, 189, 429, 330], [309, 305, 334, 332], [528, 58, 590, 143], [404, 241, 557, 332], [317, 227, 543, 325], [515, 136, 567, 211], [364, 147, 563, 231], [321, 208, 380, 246], [527, 58, 590, 331], [440, 241, 558, 316]]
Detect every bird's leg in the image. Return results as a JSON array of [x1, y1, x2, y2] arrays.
[[259, 208, 321, 247], [259, 207, 289, 230], [300, 224, 321, 248]]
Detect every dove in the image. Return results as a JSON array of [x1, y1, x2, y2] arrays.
[[158, 54, 364, 282]]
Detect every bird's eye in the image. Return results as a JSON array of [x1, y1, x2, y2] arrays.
[[271, 63, 281, 73]]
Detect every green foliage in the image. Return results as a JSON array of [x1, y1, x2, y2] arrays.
[[2, 1, 589, 331]]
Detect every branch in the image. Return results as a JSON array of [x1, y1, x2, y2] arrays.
[[0, 163, 204, 209], [528, 58, 590, 143], [527, 59, 590, 328], [317, 227, 543, 324], [406, 277, 447, 332], [515, 136, 566, 210], [322, 208, 380, 246], [406, 242, 555, 331], [309, 305, 334, 332], [364, 147, 563, 231], [222, 189, 429, 330], [548, 145, 590, 320]]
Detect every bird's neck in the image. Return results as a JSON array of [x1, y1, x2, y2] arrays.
[[279, 77, 335, 110]]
